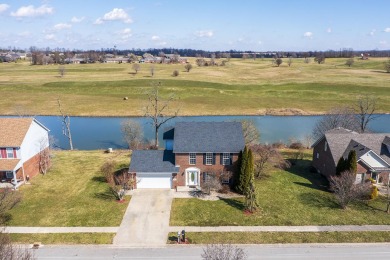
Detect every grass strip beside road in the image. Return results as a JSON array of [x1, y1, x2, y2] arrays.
[[10, 233, 115, 244], [167, 231, 390, 244]]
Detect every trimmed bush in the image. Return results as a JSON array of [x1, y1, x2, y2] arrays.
[[370, 186, 379, 200]]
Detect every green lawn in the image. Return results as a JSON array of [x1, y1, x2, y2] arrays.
[[167, 232, 390, 244], [7, 150, 130, 227], [10, 233, 115, 244], [0, 58, 389, 116], [170, 150, 390, 226]]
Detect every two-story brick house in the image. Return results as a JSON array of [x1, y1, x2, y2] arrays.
[[0, 118, 50, 188], [312, 127, 390, 184], [129, 122, 245, 189]]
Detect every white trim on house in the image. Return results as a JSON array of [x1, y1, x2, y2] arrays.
[[205, 153, 213, 165], [358, 150, 390, 169]]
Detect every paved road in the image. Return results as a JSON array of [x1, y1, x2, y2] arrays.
[[33, 243, 390, 259], [113, 189, 173, 246]]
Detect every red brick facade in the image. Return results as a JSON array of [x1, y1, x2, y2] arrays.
[[173, 153, 239, 189]]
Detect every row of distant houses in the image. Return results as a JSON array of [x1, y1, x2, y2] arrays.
[[1, 117, 388, 191], [0, 52, 27, 62]]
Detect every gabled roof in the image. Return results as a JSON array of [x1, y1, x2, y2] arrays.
[[0, 159, 20, 171], [318, 127, 390, 166], [129, 150, 179, 173], [0, 118, 34, 147], [172, 122, 245, 153]]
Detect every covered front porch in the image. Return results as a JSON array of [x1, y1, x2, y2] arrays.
[[0, 159, 25, 189]]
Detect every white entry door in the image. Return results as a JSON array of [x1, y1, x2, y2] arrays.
[[185, 168, 200, 186], [137, 173, 172, 189]]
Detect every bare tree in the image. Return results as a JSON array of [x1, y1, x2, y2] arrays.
[[251, 144, 289, 178], [184, 63, 193, 72], [132, 63, 140, 74], [287, 57, 293, 67], [312, 107, 359, 140], [57, 99, 73, 150], [314, 54, 325, 64], [345, 58, 354, 67], [145, 82, 179, 148], [38, 138, 51, 175], [330, 171, 371, 209], [58, 66, 66, 77], [121, 119, 143, 149], [384, 59, 390, 73], [354, 96, 379, 133], [201, 171, 222, 195], [150, 65, 155, 77], [241, 120, 260, 145], [202, 244, 247, 260], [302, 134, 313, 149]]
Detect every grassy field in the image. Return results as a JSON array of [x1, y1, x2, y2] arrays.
[[7, 150, 130, 227], [0, 58, 389, 116], [10, 233, 115, 244], [167, 232, 390, 244], [170, 150, 390, 226]]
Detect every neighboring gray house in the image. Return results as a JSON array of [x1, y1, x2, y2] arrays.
[[312, 127, 390, 184], [129, 122, 245, 189]]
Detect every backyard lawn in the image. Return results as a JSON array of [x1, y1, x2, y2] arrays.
[[0, 58, 389, 116], [7, 150, 130, 227], [170, 150, 390, 226]]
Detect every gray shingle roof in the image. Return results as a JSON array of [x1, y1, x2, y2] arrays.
[[323, 128, 390, 166], [172, 122, 245, 153], [129, 150, 179, 173]]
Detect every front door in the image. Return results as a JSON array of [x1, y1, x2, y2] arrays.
[[186, 168, 200, 186]]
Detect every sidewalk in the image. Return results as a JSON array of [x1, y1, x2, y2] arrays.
[[169, 225, 390, 232]]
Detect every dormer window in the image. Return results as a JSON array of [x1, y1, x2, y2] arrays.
[[6, 148, 14, 158]]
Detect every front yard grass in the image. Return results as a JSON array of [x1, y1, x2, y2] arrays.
[[7, 150, 130, 227], [10, 233, 115, 244], [170, 150, 390, 226], [167, 232, 390, 244]]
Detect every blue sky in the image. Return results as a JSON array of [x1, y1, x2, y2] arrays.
[[1, 0, 389, 51]]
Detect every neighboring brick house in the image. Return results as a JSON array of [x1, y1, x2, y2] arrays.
[[312, 127, 390, 184], [0, 118, 50, 189], [129, 122, 245, 189]]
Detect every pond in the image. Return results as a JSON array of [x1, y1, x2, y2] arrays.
[[29, 115, 390, 150]]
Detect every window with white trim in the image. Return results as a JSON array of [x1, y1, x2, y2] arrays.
[[205, 153, 213, 165], [324, 141, 327, 151], [6, 171, 13, 179], [316, 153, 319, 159], [222, 153, 231, 165], [6, 148, 14, 158], [189, 153, 196, 165]]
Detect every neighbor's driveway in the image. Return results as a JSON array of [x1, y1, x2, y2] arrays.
[[113, 189, 173, 247]]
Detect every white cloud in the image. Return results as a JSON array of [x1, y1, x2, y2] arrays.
[[326, 28, 332, 33], [44, 34, 55, 40], [0, 3, 10, 13], [151, 35, 160, 41], [11, 5, 53, 17], [53, 23, 72, 31], [95, 8, 132, 24], [384, 28, 390, 33], [119, 28, 132, 39], [194, 30, 213, 38], [71, 16, 84, 23], [303, 31, 313, 38], [369, 29, 376, 36]]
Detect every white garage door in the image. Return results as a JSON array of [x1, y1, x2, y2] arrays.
[[137, 173, 172, 189]]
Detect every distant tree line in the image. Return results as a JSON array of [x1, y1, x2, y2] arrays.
[[2, 46, 390, 60]]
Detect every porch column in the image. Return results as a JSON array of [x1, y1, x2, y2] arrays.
[[12, 170, 17, 189]]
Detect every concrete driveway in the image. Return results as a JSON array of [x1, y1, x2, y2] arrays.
[[113, 189, 173, 247]]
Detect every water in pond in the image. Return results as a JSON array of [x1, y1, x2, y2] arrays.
[[28, 115, 390, 150]]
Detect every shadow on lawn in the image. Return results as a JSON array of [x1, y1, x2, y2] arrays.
[[91, 176, 106, 183], [286, 159, 329, 192], [94, 188, 116, 201], [298, 192, 339, 209], [219, 197, 245, 211]]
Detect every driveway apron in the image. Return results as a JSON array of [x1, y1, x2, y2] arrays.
[[113, 189, 173, 246]]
